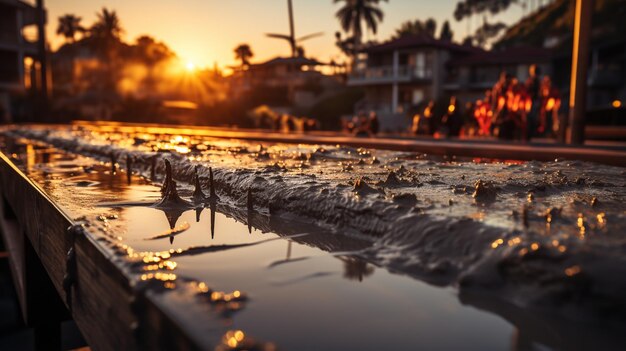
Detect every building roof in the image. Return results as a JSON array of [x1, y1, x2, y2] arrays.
[[449, 46, 553, 66], [363, 35, 483, 54], [252, 56, 326, 68]]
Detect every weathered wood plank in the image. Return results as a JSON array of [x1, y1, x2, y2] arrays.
[[0, 151, 210, 350]]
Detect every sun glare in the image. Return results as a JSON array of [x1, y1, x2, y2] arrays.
[[185, 61, 196, 72]]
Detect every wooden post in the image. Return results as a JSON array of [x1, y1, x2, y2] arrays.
[[24, 233, 68, 351], [36, 0, 49, 120], [287, 0, 296, 57], [568, 0, 593, 145]]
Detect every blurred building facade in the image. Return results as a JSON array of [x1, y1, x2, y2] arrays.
[[347, 36, 481, 130], [229, 56, 343, 111], [0, 0, 42, 122]]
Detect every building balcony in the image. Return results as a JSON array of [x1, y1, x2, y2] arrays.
[[0, 34, 38, 55], [347, 65, 432, 86]]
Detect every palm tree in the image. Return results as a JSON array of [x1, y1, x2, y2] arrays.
[[89, 8, 124, 95], [56, 14, 84, 43], [91, 8, 123, 41], [234, 44, 254, 69], [334, 0, 387, 49]]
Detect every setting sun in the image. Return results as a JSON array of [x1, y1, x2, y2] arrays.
[[185, 61, 196, 72]]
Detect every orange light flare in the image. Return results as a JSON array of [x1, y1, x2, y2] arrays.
[[498, 96, 506, 110], [525, 99, 532, 113], [546, 98, 556, 111], [165, 58, 218, 104], [612, 100, 621, 108]]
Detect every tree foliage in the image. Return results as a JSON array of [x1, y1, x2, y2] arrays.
[[472, 19, 507, 47], [57, 14, 84, 43], [454, 0, 519, 21], [234, 44, 254, 68], [90, 8, 123, 41], [393, 18, 438, 39], [334, 0, 388, 45], [439, 20, 454, 41]]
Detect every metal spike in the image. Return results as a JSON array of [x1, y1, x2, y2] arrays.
[[110, 153, 117, 174], [210, 201, 216, 240], [209, 167, 216, 199], [161, 159, 172, 195], [126, 155, 133, 185], [247, 187, 253, 212], [193, 165, 206, 201], [150, 155, 157, 181]]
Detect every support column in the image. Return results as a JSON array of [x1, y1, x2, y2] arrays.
[[36, 0, 49, 114], [16, 9, 24, 89], [392, 50, 399, 113], [567, 0, 593, 144], [392, 84, 399, 113]]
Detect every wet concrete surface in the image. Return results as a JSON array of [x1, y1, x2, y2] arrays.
[[0, 126, 625, 350]]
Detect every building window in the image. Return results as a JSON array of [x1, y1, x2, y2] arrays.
[[415, 53, 425, 78], [412, 89, 424, 105]]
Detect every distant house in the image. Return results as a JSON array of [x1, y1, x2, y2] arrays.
[[347, 35, 481, 129], [445, 46, 553, 103], [229, 56, 342, 110], [0, 0, 41, 122]]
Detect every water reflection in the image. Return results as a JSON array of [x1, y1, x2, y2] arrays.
[[215, 329, 276, 351], [339, 256, 375, 282]]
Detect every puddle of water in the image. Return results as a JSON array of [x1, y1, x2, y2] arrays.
[[112, 204, 515, 351]]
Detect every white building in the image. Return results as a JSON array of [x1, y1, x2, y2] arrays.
[[347, 35, 481, 130]]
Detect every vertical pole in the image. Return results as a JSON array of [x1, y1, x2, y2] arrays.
[[24, 234, 68, 351], [16, 10, 24, 89], [392, 50, 399, 113], [36, 0, 48, 120], [287, 0, 296, 57], [568, 0, 593, 144]]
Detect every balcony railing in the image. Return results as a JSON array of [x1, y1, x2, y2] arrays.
[[348, 65, 432, 85]]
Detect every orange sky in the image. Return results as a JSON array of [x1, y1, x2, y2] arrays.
[[44, 0, 525, 69]]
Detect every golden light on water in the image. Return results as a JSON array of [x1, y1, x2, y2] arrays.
[[491, 238, 504, 249]]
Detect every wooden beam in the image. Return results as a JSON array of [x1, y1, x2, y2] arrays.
[[0, 151, 216, 350]]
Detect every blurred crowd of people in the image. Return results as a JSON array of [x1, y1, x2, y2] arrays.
[[341, 111, 380, 137], [411, 65, 562, 140], [250, 105, 320, 133]]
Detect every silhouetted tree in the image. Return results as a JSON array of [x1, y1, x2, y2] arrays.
[[56, 14, 84, 43], [473, 19, 507, 47], [234, 44, 254, 69], [133, 36, 175, 90], [424, 18, 437, 37], [393, 18, 437, 39], [91, 8, 123, 41], [89, 8, 124, 95], [341, 257, 375, 282], [334, 0, 387, 49], [439, 20, 454, 41], [134, 35, 174, 66], [454, 0, 519, 21]]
